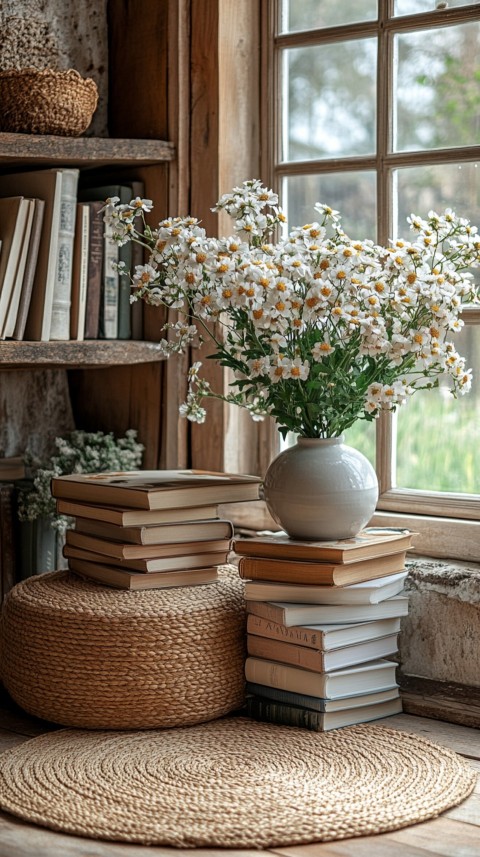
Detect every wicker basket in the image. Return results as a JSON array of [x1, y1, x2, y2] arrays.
[[0, 68, 98, 136]]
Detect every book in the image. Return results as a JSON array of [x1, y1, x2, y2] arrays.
[[65, 529, 232, 560], [0, 197, 32, 335], [1, 198, 35, 339], [245, 657, 399, 698], [56, 498, 220, 526], [0, 456, 26, 481], [51, 469, 262, 509], [246, 632, 399, 673], [246, 594, 409, 626], [70, 203, 90, 340], [129, 179, 145, 340], [247, 613, 402, 651], [245, 682, 400, 713], [68, 557, 219, 590], [234, 528, 416, 563], [237, 550, 407, 587], [246, 695, 402, 732], [83, 200, 104, 339], [12, 198, 45, 340], [63, 543, 230, 573], [244, 571, 408, 605], [74, 516, 234, 545], [0, 169, 63, 340], [50, 169, 79, 340]]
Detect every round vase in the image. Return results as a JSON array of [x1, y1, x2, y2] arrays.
[[263, 436, 379, 540]]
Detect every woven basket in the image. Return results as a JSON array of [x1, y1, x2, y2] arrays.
[[0, 68, 98, 136], [0, 567, 246, 729]]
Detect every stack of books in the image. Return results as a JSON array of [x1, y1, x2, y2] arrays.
[[233, 528, 415, 732], [50, 469, 261, 590]]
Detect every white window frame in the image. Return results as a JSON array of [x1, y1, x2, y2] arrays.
[[261, 1, 480, 561]]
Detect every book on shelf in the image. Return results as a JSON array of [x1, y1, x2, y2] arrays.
[[63, 543, 230, 573], [237, 550, 407, 587], [0, 196, 32, 337], [245, 682, 400, 713], [233, 528, 416, 563], [74, 515, 234, 545], [0, 168, 77, 341], [56, 498, 220, 526], [246, 594, 409, 626], [0, 456, 26, 481], [244, 656, 399, 698], [12, 199, 45, 341], [70, 203, 90, 340], [83, 200, 104, 339], [247, 613, 402, 651], [246, 695, 402, 732], [49, 169, 79, 340], [129, 179, 145, 340], [65, 529, 232, 560], [1, 198, 35, 340], [246, 632, 399, 673], [68, 557, 219, 591], [244, 571, 408, 605], [51, 470, 262, 509]]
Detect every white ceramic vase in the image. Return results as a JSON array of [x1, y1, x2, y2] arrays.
[[263, 436, 379, 540]]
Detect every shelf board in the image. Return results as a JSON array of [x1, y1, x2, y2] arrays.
[[0, 134, 175, 169], [0, 340, 167, 370]]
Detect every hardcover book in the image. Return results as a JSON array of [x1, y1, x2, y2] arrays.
[[12, 198, 45, 340], [234, 528, 416, 563], [246, 613, 402, 651], [56, 498, 219, 526], [246, 695, 402, 732], [244, 656, 399, 699], [51, 470, 261, 509], [70, 203, 90, 340], [83, 200, 104, 339], [1, 198, 35, 340], [246, 632, 399, 673], [68, 557, 219, 590], [0, 196, 32, 337], [49, 169, 79, 340], [74, 516, 234, 545], [245, 594, 409, 626], [63, 543, 230, 573], [244, 571, 408, 605], [65, 529, 232, 560], [237, 550, 407, 587], [245, 682, 400, 713]]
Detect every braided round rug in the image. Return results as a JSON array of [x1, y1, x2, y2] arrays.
[[0, 718, 475, 847]]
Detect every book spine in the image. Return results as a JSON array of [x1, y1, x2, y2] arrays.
[[246, 696, 325, 732], [12, 199, 45, 340], [84, 201, 104, 339], [245, 656, 327, 696], [70, 204, 90, 341], [247, 613, 327, 650], [247, 633, 326, 672], [101, 222, 119, 338], [246, 682, 327, 712], [117, 241, 132, 339], [49, 169, 80, 340]]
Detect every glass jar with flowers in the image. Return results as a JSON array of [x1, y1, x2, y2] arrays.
[[103, 181, 480, 539]]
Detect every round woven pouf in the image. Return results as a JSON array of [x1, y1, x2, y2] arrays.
[[0, 718, 475, 847], [0, 567, 246, 729]]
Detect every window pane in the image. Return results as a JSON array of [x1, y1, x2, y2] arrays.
[[395, 325, 480, 494], [344, 421, 376, 469], [280, 0, 377, 32], [395, 0, 478, 15], [394, 23, 480, 152], [282, 39, 377, 161], [283, 173, 377, 240], [395, 163, 480, 242]]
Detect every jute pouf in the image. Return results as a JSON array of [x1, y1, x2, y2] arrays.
[[0, 567, 245, 729], [0, 718, 475, 847]]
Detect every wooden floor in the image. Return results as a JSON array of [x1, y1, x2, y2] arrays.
[[0, 697, 478, 857]]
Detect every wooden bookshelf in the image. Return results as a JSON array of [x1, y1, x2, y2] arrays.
[[0, 340, 167, 370], [0, 134, 175, 169]]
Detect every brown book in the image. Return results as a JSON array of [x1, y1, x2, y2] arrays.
[[68, 557, 219, 590], [70, 203, 90, 340], [12, 198, 45, 340], [0, 456, 26, 481], [51, 469, 261, 510], [245, 595, 409, 627], [0, 483, 17, 600], [234, 528, 416, 564], [83, 200, 104, 339], [74, 516, 233, 545], [63, 543, 230, 573], [247, 632, 399, 673], [237, 550, 406, 586], [56, 498, 219, 526], [246, 613, 402, 652], [65, 529, 231, 560]]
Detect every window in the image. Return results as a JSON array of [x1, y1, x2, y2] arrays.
[[262, 1, 480, 559]]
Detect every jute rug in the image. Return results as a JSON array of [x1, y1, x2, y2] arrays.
[[0, 718, 475, 848]]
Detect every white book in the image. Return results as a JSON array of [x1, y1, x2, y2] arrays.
[[50, 169, 79, 340], [102, 220, 119, 338], [245, 682, 400, 712], [0, 197, 32, 338], [247, 632, 400, 673], [1, 198, 35, 339], [247, 695, 403, 731], [245, 657, 399, 699], [70, 203, 90, 341], [244, 571, 408, 605], [247, 614, 402, 651], [246, 594, 409, 626]]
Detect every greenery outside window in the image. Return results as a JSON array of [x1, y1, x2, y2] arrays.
[[262, 0, 480, 560]]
